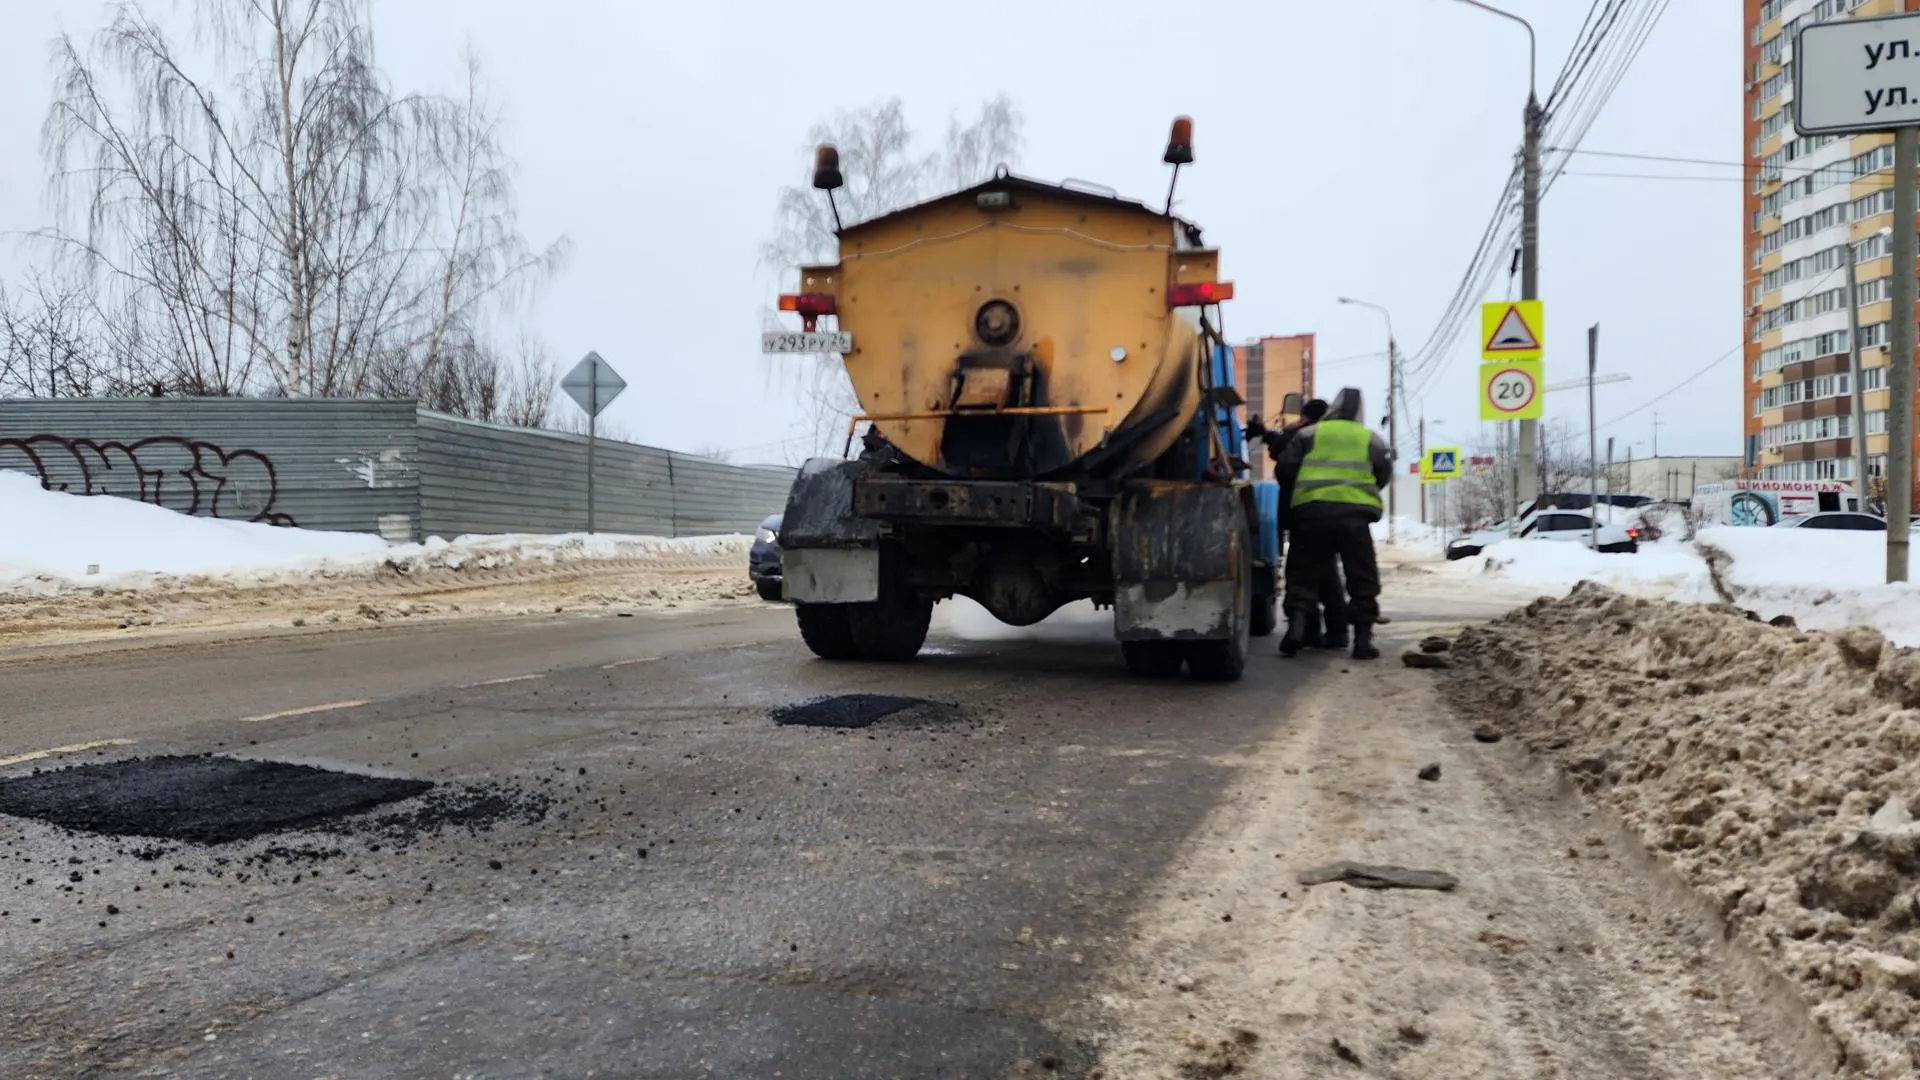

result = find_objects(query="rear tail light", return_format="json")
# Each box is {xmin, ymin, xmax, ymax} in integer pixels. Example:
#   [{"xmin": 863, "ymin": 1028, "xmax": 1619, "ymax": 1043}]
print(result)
[
  {"xmin": 1626, "ymin": 528, "xmax": 1640, "ymax": 538},
  {"xmin": 1166, "ymin": 281, "xmax": 1234, "ymax": 307},
  {"xmin": 778, "ymin": 293, "xmax": 836, "ymax": 316}
]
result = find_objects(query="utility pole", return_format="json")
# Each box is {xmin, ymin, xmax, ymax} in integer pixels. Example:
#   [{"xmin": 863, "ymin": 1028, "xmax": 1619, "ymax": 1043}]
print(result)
[
  {"xmin": 1844, "ymin": 232, "xmax": 1869, "ymax": 507},
  {"xmin": 1890, "ymin": 125, "xmax": 1915, "ymax": 582},
  {"xmin": 1336, "ymin": 296, "xmax": 1399, "ymax": 543},
  {"xmin": 1518, "ymin": 91, "xmax": 1543, "ymax": 509},
  {"xmin": 1588, "ymin": 324, "xmax": 1599, "ymax": 548},
  {"xmin": 1418, "ymin": 414, "xmax": 1428, "ymax": 525},
  {"xmin": 1450, "ymin": 0, "xmax": 1538, "ymax": 514},
  {"xmin": 1651, "ymin": 412, "xmax": 1662, "ymax": 459},
  {"xmin": 1388, "ymin": 333, "xmax": 1401, "ymax": 542}
]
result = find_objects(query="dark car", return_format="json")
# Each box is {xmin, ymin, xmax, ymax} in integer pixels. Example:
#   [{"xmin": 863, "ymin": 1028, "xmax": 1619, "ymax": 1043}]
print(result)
[
  {"xmin": 1772, "ymin": 511, "xmax": 1887, "ymax": 530},
  {"xmin": 750, "ymin": 514, "xmax": 783, "ymax": 602}
]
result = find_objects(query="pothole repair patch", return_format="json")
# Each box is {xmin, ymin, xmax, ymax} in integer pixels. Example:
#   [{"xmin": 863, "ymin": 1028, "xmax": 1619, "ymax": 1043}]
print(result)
[
  {"xmin": 770, "ymin": 693, "xmax": 962, "ymax": 729},
  {"xmin": 0, "ymin": 754, "xmax": 433, "ymax": 844}
]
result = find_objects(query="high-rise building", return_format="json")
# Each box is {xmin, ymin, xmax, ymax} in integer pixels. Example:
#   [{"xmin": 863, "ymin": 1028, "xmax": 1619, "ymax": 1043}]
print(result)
[
  {"xmin": 1745, "ymin": 0, "xmax": 1910, "ymax": 491},
  {"xmin": 1231, "ymin": 334, "xmax": 1316, "ymax": 479}
]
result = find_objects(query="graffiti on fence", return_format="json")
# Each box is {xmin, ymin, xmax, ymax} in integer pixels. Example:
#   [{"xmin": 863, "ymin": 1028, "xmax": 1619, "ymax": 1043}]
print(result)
[{"xmin": 0, "ymin": 434, "xmax": 295, "ymax": 526}]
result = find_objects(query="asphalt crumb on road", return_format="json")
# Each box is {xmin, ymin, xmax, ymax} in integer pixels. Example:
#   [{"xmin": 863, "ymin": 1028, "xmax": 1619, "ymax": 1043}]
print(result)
[
  {"xmin": 770, "ymin": 693, "xmax": 965, "ymax": 730},
  {"xmin": 0, "ymin": 755, "xmax": 432, "ymax": 844}
]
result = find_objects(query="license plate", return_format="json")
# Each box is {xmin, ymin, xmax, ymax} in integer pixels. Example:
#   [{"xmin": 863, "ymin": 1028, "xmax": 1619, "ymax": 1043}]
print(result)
[{"xmin": 762, "ymin": 331, "xmax": 852, "ymax": 354}]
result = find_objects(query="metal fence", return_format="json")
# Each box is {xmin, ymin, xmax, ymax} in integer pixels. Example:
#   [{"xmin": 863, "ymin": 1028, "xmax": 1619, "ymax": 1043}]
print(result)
[{"xmin": 0, "ymin": 398, "xmax": 795, "ymax": 541}]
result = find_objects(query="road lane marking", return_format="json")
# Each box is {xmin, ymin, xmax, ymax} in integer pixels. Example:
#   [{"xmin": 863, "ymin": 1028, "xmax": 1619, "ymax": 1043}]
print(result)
[
  {"xmin": 0, "ymin": 739, "xmax": 135, "ymax": 768},
  {"xmin": 602, "ymin": 657, "xmax": 660, "ymax": 669},
  {"xmin": 238, "ymin": 699, "xmax": 372, "ymax": 723},
  {"xmin": 461, "ymin": 674, "xmax": 546, "ymax": 688}
]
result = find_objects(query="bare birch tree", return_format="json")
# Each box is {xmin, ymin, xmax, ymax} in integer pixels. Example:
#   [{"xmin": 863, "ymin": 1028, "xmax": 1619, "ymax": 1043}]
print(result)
[
  {"xmin": 761, "ymin": 94, "xmax": 1024, "ymax": 456},
  {"xmin": 26, "ymin": 0, "xmax": 564, "ymax": 420}
]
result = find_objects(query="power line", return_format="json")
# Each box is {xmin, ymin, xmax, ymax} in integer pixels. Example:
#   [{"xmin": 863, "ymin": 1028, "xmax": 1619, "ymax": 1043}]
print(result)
[{"xmin": 1549, "ymin": 146, "xmax": 1830, "ymax": 174}]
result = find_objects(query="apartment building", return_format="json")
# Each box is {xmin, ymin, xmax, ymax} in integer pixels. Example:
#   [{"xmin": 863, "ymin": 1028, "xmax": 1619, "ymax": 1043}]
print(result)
[
  {"xmin": 1746, "ymin": 0, "xmax": 1915, "ymax": 487},
  {"xmin": 1231, "ymin": 334, "xmax": 1315, "ymax": 480}
]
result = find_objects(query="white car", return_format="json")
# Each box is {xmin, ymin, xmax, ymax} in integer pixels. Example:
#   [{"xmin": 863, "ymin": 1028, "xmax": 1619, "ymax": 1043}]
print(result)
[{"xmin": 1446, "ymin": 508, "xmax": 1639, "ymax": 559}]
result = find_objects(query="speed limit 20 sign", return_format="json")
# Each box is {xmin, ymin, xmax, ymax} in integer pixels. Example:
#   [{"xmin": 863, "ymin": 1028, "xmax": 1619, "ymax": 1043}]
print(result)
[{"xmin": 1479, "ymin": 359, "xmax": 1543, "ymax": 421}]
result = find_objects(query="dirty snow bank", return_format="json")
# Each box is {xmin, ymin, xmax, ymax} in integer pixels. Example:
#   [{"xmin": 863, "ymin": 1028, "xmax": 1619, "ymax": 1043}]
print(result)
[
  {"xmin": 0, "ymin": 469, "xmax": 749, "ymax": 594},
  {"xmin": 1446, "ymin": 583, "xmax": 1920, "ymax": 1079}
]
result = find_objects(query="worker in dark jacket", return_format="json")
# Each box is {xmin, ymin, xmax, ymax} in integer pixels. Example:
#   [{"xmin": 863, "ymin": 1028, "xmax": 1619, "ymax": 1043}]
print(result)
[
  {"xmin": 1245, "ymin": 401, "xmax": 1348, "ymax": 648},
  {"xmin": 1272, "ymin": 386, "xmax": 1392, "ymax": 660}
]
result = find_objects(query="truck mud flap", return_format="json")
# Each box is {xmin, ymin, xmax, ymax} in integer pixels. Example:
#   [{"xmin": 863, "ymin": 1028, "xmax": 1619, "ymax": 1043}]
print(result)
[
  {"xmin": 1110, "ymin": 482, "xmax": 1248, "ymax": 641},
  {"xmin": 782, "ymin": 548, "xmax": 880, "ymax": 604},
  {"xmin": 780, "ymin": 457, "xmax": 882, "ymax": 603}
]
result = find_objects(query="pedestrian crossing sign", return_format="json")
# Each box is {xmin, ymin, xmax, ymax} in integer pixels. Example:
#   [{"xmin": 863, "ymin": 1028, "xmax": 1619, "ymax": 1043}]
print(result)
[
  {"xmin": 1425, "ymin": 447, "xmax": 1460, "ymax": 481},
  {"xmin": 1481, "ymin": 300, "xmax": 1544, "ymax": 360}
]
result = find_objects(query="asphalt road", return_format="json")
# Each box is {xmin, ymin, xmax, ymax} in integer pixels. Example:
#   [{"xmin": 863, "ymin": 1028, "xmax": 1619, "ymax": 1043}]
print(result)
[{"xmin": 0, "ymin": 601, "xmax": 1344, "ymax": 1078}]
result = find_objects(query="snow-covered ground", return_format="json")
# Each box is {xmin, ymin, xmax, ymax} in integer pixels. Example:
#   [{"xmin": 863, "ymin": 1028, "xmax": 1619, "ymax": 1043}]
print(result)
[
  {"xmin": 1435, "ymin": 516, "xmax": 1920, "ymax": 646},
  {"xmin": 0, "ymin": 469, "xmax": 748, "ymax": 593}
]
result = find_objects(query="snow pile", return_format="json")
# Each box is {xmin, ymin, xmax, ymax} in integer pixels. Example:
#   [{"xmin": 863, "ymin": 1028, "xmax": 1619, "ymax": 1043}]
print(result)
[
  {"xmin": 1696, "ymin": 526, "xmax": 1920, "ymax": 647},
  {"xmin": 1443, "ymin": 536, "xmax": 1712, "ymax": 599},
  {"xmin": 1373, "ymin": 515, "xmax": 1446, "ymax": 554},
  {"xmin": 0, "ymin": 470, "xmax": 388, "ymax": 584},
  {"xmin": 0, "ymin": 469, "xmax": 749, "ymax": 595},
  {"xmin": 1446, "ymin": 584, "xmax": 1920, "ymax": 1079}
]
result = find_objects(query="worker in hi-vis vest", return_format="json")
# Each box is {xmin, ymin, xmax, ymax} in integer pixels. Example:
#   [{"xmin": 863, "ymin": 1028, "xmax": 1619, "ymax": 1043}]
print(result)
[
  {"xmin": 1244, "ymin": 399, "xmax": 1350, "ymax": 649},
  {"xmin": 1272, "ymin": 386, "xmax": 1392, "ymax": 660}
]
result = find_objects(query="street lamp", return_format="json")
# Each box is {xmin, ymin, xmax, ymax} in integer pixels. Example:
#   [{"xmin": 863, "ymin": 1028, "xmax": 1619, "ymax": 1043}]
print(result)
[
  {"xmin": 1337, "ymin": 296, "xmax": 1401, "ymax": 542},
  {"xmin": 1442, "ymin": 0, "xmax": 1544, "ymax": 508}
]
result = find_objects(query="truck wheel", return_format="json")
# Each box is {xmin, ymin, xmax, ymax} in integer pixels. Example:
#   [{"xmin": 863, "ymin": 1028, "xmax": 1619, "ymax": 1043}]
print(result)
[
  {"xmin": 1185, "ymin": 519, "xmax": 1252, "ymax": 682},
  {"xmin": 795, "ymin": 604, "xmax": 862, "ymax": 660},
  {"xmin": 844, "ymin": 581, "xmax": 932, "ymax": 662},
  {"xmin": 1121, "ymin": 640, "xmax": 1184, "ymax": 677}
]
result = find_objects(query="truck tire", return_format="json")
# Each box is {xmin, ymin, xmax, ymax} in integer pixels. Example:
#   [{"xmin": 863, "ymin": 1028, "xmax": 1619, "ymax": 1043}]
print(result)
[
  {"xmin": 1184, "ymin": 518, "xmax": 1252, "ymax": 682},
  {"xmin": 795, "ymin": 603, "xmax": 862, "ymax": 660},
  {"xmin": 844, "ymin": 575, "xmax": 932, "ymax": 662},
  {"xmin": 1121, "ymin": 640, "xmax": 1184, "ymax": 677}
]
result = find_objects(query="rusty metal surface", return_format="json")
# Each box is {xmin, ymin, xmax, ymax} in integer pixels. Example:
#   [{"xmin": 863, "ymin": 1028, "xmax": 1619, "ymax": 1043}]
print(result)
[
  {"xmin": 850, "ymin": 478, "xmax": 1082, "ymax": 532},
  {"xmin": 826, "ymin": 184, "xmax": 1206, "ymax": 476}
]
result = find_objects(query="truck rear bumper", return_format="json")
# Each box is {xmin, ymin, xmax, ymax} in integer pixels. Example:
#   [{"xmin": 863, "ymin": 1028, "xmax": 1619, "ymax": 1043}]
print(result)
[{"xmin": 851, "ymin": 477, "xmax": 1084, "ymax": 533}]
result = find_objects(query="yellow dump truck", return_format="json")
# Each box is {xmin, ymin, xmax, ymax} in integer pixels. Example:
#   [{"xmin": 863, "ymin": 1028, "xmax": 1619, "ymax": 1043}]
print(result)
[{"xmin": 766, "ymin": 118, "xmax": 1281, "ymax": 681}]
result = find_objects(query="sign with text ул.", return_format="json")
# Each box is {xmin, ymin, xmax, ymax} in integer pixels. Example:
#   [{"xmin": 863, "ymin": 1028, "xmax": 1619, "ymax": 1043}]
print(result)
[{"xmin": 1794, "ymin": 12, "xmax": 1920, "ymax": 136}]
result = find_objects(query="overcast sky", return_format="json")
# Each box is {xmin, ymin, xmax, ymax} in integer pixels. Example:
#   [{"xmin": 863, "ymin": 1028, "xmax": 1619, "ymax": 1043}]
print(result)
[{"xmin": 1, "ymin": 1, "xmax": 1737, "ymax": 466}]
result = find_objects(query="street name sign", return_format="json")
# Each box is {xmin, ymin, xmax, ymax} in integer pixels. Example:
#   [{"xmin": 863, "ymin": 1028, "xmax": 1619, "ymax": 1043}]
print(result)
[{"xmin": 1795, "ymin": 13, "xmax": 1920, "ymax": 135}]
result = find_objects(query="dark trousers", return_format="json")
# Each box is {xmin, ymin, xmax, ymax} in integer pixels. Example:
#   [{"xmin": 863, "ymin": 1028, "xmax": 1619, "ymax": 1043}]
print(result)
[{"xmin": 1283, "ymin": 517, "xmax": 1381, "ymax": 627}]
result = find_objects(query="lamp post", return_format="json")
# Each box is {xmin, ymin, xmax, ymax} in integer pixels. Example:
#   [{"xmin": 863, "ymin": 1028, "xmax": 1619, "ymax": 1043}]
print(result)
[
  {"xmin": 1337, "ymin": 296, "xmax": 1400, "ymax": 542},
  {"xmin": 1446, "ymin": 0, "xmax": 1542, "ymax": 508}
]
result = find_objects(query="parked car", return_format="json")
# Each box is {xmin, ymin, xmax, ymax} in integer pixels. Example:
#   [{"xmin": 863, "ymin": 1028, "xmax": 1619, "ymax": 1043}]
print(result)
[
  {"xmin": 1771, "ymin": 511, "xmax": 1887, "ymax": 530},
  {"xmin": 1446, "ymin": 507, "xmax": 1638, "ymax": 559},
  {"xmin": 749, "ymin": 514, "xmax": 783, "ymax": 602}
]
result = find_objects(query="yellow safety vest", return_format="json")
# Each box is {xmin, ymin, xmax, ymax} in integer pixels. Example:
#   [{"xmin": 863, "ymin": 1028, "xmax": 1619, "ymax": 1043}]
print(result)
[{"xmin": 1291, "ymin": 419, "xmax": 1382, "ymax": 511}]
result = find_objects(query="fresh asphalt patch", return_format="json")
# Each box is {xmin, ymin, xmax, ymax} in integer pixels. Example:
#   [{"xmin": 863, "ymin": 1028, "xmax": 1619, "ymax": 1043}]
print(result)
[
  {"xmin": 0, "ymin": 755, "xmax": 433, "ymax": 844},
  {"xmin": 769, "ymin": 693, "xmax": 968, "ymax": 730}
]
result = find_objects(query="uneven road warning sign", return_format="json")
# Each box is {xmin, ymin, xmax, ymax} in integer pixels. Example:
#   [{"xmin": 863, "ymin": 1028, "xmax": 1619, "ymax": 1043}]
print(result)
[
  {"xmin": 1481, "ymin": 300, "xmax": 1544, "ymax": 360},
  {"xmin": 1480, "ymin": 360, "xmax": 1543, "ymax": 421},
  {"xmin": 1426, "ymin": 447, "xmax": 1460, "ymax": 480}
]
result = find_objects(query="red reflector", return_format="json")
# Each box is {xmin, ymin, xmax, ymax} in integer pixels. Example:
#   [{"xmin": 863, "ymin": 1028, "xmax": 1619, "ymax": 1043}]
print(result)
[
  {"xmin": 1166, "ymin": 281, "xmax": 1234, "ymax": 306},
  {"xmin": 778, "ymin": 293, "xmax": 836, "ymax": 316}
]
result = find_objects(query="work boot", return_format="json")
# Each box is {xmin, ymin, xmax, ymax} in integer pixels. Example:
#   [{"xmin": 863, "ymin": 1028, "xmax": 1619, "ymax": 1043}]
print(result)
[
  {"xmin": 1323, "ymin": 623, "xmax": 1349, "ymax": 650},
  {"xmin": 1279, "ymin": 619, "xmax": 1306, "ymax": 658},
  {"xmin": 1302, "ymin": 621, "xmax": 1325, "ymax": 649},
  {"xmin": 1351, "ymin": 624, "xmax": 1380, "ymax": 661}
]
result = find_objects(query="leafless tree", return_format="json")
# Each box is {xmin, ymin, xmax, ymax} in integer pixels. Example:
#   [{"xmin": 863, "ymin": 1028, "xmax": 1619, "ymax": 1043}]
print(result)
[
  {"xmin": 28, "ymin": 0, "xmax": 564, "ymax": 419},
  {"xmin": 761, "ymin": 95, "xmax": 1024, "ymax": 456},
  {"xmin": 689, "ymin": 445, "xmax": 734, "ymax": 464}
]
